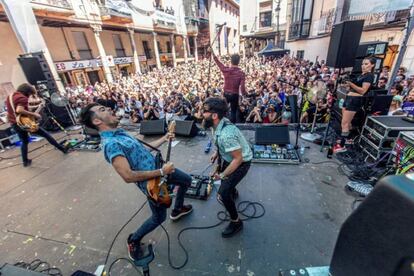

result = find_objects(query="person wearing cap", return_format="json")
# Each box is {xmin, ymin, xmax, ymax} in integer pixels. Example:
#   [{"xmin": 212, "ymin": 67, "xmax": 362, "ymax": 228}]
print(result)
[{"xmin": 388, "ymin": 95, "xmax": 404, "ymax": 116}]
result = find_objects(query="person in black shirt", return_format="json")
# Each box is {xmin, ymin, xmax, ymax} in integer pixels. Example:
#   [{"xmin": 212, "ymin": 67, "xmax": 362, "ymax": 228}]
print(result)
[{"xmin": 334, "ymin": 57, "xmax": 376, "ymax": 153}]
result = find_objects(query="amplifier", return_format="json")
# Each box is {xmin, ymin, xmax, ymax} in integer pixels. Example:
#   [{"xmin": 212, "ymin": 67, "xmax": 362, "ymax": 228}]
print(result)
[{"xmin": 252, "ymin": 144, "xmax": 299, "ymax": 164}]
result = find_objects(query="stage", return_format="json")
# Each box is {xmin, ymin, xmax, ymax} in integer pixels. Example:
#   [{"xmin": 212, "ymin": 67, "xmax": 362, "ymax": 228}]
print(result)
[{"xmin": 0, "ymin": 127, "xmax": 355, "ymax": 275}]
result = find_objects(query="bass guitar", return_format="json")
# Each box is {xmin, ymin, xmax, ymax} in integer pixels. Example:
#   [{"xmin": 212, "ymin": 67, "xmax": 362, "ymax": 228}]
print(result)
[{"xmin": 146, "ymin": 121, "xmax": 176, "ymax": 208}]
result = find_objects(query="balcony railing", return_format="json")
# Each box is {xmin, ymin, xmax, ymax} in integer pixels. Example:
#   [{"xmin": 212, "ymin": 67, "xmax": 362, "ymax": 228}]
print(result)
[
  {"xmin": 344, "ymin": 9, "xmax": 410, "ymax": 28},
  {"xmin": 318, "ymin": 8, "xmax": 336, "ymax": 35},
  {"xmin": 31, "ymin": 0, "xmax": 73, "ymax": 10},
  {"xmin": 153, "ymin": 10, "xmax": 176, "ymax": 29}
]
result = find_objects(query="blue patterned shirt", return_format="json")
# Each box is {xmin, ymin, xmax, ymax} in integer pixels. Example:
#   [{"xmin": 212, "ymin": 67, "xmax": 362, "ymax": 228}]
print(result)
[
  {"xmin": 100, "ymin": 129, "xmax": 155, "ymax": 188},
  {"xmin": 214, "ymin": 118, "xmax": 253, "ymax": 163}
]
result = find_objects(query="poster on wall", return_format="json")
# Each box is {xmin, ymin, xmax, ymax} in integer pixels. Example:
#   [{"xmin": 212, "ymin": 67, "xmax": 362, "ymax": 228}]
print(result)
[{"xmin": 348, "ymin": 0, "xmax": 411, "ymax": 15}]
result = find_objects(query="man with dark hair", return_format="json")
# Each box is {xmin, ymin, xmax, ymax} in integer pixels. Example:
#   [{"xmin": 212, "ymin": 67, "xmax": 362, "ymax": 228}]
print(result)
[
  {"xmin": 209, "ymin": 46, "xmax": 246, "ymax": 123},
  {"xmin": 202, "ymin": 97, "xmax": 252, "ymax": 237},
  {"xmin": 79, "ymin": 103, "xmax": 193, "ymax": 261},
  {"xmin": 5, "ymin": 83, "xmax": 67, "ymax": 167}
]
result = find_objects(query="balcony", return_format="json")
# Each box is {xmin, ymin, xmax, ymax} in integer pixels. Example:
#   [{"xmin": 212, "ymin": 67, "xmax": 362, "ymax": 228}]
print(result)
[
  {"xmin": 31, "ymin": 0, "xmax": 73, "ymax": 10},
  {"xmin": 186, "ymin": 19, "xmax": 198, "ymax": 34},
  {"xmin": 99, "ymin": 0, "xmax": 133, "ymax": 24},
  {"xmin": 153, "ymin": 10, "xmax": 176, "ymax": 30},
  {"xmin": 317, "ymin": 8, "xmax": 336, "ymax": 35},
  {"xmin": 344, "ymin": 9, "xmax": 410, "ymax": 29}
]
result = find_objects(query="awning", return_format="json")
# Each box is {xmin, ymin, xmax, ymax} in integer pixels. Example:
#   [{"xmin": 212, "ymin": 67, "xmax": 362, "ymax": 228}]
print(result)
[{"xmin": 258, "ymin": 41, "xmax": 290, "ymax": 56}]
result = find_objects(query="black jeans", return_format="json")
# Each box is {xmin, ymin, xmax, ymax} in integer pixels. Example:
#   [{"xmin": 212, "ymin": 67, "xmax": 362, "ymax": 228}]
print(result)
[
  {"xmin": 224, "ymin": 93, "xmax": 239, "ymax": 123},
  {"xmin": 218, "ymin": 160, "xmax": 251, "ymax": 220},
  {"xmin": 12, "ymin": 124, "xmax": 65, "ymax": 164}
]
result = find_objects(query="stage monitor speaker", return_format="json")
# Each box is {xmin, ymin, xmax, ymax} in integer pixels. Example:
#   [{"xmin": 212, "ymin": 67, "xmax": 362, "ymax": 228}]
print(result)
[
  {"xmin": 255, "ymin": 125, "xmax": 290, "ymax": 145},
  {"xmin": 140, "ymin": 119, "xmax": 166, "ymax": 135},
  {"xmin": 287, "ymin": 95, "xmax": 299, "ymax": 124},
  {"xmin": 326, "ymin": 20, "xmax": 364, "ymax": 68},
  {"xmin": 174, "ymin": 120, "xmax": 198, "ymax": 137},
  {"xmin": 330, "ymin": 175, "xmax": 414, "ymax": 276},
  {"xmin": 17, "ymin": 57, "xmax": 47, "ymax": 85}
]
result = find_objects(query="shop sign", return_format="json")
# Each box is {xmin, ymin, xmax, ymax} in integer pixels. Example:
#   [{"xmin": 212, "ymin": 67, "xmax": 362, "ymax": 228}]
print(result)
[
  {"xmin": 138, "ymin": 55, "xmax": 147, "ymax": 62},
  {"xmin": 114, "ymin": 56, "xmax": 133, "ymax": 65},
  {"xmin": 55, "ymin": 56, "xmax": 115, "ymax": 72}
]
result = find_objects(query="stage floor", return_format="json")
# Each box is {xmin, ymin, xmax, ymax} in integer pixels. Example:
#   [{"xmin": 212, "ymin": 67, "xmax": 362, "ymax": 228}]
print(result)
[{"xmin": 0, "ymin": 128, "xmax": 355, "ymax": 275}]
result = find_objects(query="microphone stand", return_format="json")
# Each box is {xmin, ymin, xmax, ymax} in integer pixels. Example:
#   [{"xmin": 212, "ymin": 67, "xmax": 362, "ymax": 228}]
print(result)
[{"xmin": 207, "ymin": 24, "xmax": 226, "ymax": 94}]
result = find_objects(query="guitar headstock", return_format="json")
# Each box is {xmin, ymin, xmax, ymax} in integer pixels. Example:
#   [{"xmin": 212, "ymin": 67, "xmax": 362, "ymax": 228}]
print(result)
[{"xmin": 168, "ymin": 120, "xmax": 176, "ymax": 134}]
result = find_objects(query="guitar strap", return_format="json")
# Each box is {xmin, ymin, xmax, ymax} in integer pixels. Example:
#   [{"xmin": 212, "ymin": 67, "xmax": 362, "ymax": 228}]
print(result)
[
  {"xmin": 214, "ymin": 120, "xmax": 232, "ymax": 172},
  {"xmin": 134, "ymin": 136, "xmax": 164, "ymax": 169}
]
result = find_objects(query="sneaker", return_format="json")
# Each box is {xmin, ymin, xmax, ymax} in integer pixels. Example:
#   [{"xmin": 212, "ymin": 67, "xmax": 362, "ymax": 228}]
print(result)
[
  {"xmin": 126, "ymin": 234, "xmax": 145, "ymax": 261},
  {"xmin": 170, "ymin": 204, "xmax": 193, "ymax": 221},
  {"xmin": 333, "ymin": 144, "xmax": 347, "ymax": 154},
  {"xmin": 23, "ymin": 159, "xmax": 32, "ymax": 167},
  {"xmin": 222, "ymin": 220, "xmax": 243, "ymax": 238}
]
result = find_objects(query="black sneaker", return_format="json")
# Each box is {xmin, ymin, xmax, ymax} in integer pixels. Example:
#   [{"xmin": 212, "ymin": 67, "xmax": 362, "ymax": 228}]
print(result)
[
  {"xmin": 222, "ymin": 220, "xmax": 243, "ymax": 238},
  {"xmin": 23, "ymin": 159, "xmax": 32, "ymax": 167},
  {"xmin": 170, "ymin": 204, "xmax": 193, "ymax": 221},
  {"xmin": 126, "ymin": 234, "xmax": 145, "ymax": 261}
]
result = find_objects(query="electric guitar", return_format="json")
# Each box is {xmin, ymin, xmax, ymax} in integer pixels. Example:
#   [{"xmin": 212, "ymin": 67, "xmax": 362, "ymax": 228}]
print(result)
[
  {"xmin": 146, "ymin": 121, "xmax": 176, "ymax": 208},
  {"xmin": 9, "ymin": 94, "xmax": 44, "ymax": 133}
]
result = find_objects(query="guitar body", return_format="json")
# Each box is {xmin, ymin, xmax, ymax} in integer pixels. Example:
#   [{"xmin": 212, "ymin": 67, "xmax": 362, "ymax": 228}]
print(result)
[
  {"xmin": 17, "ymin": 114, "xmax": 39, "ymax": 132},
  {"xmin": 147, "ymin": 177, "xmax": 172, "ymax": 208},
  {"xmin": 146, "ymin": 121, "xmax": 176, "ymax": 208}
]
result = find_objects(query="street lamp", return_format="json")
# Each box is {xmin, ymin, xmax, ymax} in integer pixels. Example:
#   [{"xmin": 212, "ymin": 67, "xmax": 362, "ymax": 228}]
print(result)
[{"xmin": 274, "ymin": 0, "xmax": 281, "ymax": 48}]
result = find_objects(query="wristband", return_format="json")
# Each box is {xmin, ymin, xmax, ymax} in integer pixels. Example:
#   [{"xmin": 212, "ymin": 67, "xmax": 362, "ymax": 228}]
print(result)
[
  {"xmin": 160, "ymin": 168, "xmax": 164, "ymax": 176},
  {"xmin": 219, "ymin": 172, "xmax": 227, "ymax": 180}
]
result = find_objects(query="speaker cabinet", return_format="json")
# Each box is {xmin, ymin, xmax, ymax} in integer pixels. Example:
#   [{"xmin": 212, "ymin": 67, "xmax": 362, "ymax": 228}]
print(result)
[
  {"xmin": 255, "ymin": 125, "xmax": 290, "ymax": 145},
  {"xmin": 140, "ymin": 119, "xmax": 166, "ymax": 135},
  {"xmin": 174, "ymin": 120, "xmax": 198, "ymax": 137},
  {"xmin": 330, "ymin": 175, "xmax": 414, "ymax": 276},
  {"xmin": 326, "ymin": 20, "xmax": 364, "ymax": 68},
  {"xmin": 18, "ymin": 52, "xmax": 57, "ymax": 93}
]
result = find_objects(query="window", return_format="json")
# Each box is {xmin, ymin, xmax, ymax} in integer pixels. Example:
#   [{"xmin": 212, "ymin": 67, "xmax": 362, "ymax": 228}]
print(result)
[
  {"xmin": 142, "ymin": 41, "xmax": 152, "ymax": 59},
  {"xmin": 215, "ymin": 0, "xmax": 218, "ymax": 8},
  {"xmin": 289, "ymin": 0, "xmax": 314, "ymax": 39},
  {"xmin": 296, "ymin": 50, "xmax": 304, "ymax": 59},
  {"xmin": 243, "ymin": 24, "xmax": 247, "ymax": 32},
  {"xmin": 166, "ymin": 41, "xmax": 172, "ymax": 53},
  {"xmin": 112, "ymin": 34, "xmax": 126, "ymax": 57},
  {"xmin": 157, "ymin": 41, "xmax": 162, "ymax": 54},
  {"xmin": 259, "ymin": 11, "xmax": 272, "ymax": 28},
  {"xmin": 72, "ymin": 31, "xmax": 92, "ymax": 59},
  {"xmin": 225, "ymin": 3, "xmax": 227, "ymax": 12}
]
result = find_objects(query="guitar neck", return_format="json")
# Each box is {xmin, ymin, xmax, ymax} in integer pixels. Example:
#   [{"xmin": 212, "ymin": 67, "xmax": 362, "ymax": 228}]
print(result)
[{"xmin": 166, "ymin": 138, "xmax": 172, "ymax": 162}]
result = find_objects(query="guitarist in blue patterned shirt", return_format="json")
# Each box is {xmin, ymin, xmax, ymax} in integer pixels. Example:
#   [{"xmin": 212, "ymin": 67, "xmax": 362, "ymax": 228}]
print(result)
[{"xmin": 79, "ymin": 103, "xmax": 193, "ymax": 262}]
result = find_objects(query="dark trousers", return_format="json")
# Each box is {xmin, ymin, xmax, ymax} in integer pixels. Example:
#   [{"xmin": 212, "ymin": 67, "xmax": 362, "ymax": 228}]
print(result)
[
  {"xmin": 132, "ymin": 168, "xmax": 191, "ymax": 243},
  {"xmin": 12, "ymin": 124, "xmax": 65, "ymax": 164},
  {"xmin": 224, "ymin": 93, "xmax": 239, "ymax": 123},
  {"xmin": 218, "ymin": 160, "xmax": 251, "ymax": 220}
]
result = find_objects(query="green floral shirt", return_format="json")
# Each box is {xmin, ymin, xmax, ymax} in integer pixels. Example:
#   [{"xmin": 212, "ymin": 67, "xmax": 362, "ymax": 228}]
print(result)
[{"xmin": 213, "ymin": 118, "xmax": 253, "ymax": 163}]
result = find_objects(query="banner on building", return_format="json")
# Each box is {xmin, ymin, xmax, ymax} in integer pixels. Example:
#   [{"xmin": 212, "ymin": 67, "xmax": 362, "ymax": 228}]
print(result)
[
  {"xmin": 55, "ymin": 57, "xmax": 133, "ymax": 72},
  {"xmin": 348, "ymin": 0, "xmax": 411, "ymax": 15}
]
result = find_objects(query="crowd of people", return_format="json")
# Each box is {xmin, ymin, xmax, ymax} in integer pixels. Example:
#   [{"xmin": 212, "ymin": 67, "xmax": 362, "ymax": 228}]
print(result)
[{"xmin": 60, "ymin": 54, "xmax": 414, "ymax": 129}]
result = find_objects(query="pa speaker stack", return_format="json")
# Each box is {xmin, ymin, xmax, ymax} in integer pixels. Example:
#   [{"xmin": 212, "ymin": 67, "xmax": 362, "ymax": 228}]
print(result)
[
  {"xmin": 17, "ymin": 52, "xmax": 58, "ymax": 93},
  {"xmin": 326, "ymin": 20, "xmax": 364, "ymax": 68}
]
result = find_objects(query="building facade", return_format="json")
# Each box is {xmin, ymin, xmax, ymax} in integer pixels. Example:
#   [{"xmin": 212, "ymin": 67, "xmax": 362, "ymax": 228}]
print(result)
[
  {"xmin": 240, "ymin": 0, "xmax": 288, "ymax": 57},
  {"xmin": 0, "ymin": 0, "xmax": 204, "ymax": 97},
  {"xmin": 284, "ymin": 0, "xmax": 414, "ymax": 74}
]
